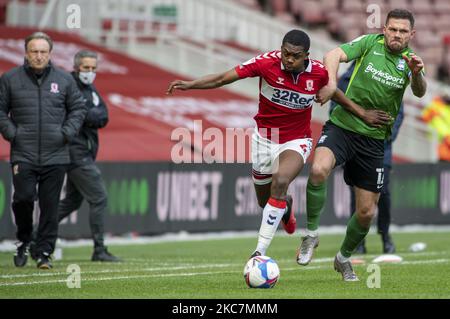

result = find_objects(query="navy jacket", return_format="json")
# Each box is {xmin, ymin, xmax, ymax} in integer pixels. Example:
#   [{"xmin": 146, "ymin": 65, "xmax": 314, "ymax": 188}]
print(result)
[
  {"xmin": 0, "ymin": 61, "xmax": 87, "ymax": 165},
  {"xmin": 68, "ymin": 72, "xmax": 108, "ymax": 169}
]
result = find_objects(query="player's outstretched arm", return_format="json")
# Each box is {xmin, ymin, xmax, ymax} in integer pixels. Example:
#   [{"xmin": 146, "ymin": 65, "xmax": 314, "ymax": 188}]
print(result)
[
  {"xmin": 332, "ymin": 89, "xmax": 392, "ymax": 128},
  {"xmin": 316, "ymin": 47, "xmax": 348, "ymax": 105},
  {"xmin": 166, "ymin": 69, "xmax": 240, "ymax": 95},
  {"xmin": 403, "ymin": 53, "xmax": 427, "ymax": 98}
]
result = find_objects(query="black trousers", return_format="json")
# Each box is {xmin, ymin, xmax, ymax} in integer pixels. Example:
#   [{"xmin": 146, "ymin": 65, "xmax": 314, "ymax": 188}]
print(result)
[
  {"xmin": 12, "ymin": 163, "xmax": 67, "ymax": 256},
  {"xmin": 58, "ymin": 163, "xmax": 108, "ymax": 248},
  {"xmin": 350, "ymin": 165, "xmax": 392, "ymax": 235}
]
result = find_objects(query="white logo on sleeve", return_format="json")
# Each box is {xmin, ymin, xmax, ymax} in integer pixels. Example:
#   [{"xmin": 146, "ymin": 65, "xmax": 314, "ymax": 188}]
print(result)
[
  {"xmin": 242, "ymin": 57, "xmax": 256, "ymax": 66},
  {"xmin": 349, "ymin": 35, "xmax": 366, "ymax": 45}
]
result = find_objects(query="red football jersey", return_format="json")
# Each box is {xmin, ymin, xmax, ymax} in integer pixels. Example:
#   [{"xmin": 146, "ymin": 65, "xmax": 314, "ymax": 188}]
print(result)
[{"xmin": 235, "ymin": 50, "xmax": 329, "ymax": 143}]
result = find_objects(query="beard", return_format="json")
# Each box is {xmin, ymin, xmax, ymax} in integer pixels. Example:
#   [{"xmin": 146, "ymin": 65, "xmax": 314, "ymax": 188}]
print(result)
[{"xmin": 387, "ymin": 40, "xmax": 407, "ymax": 53}]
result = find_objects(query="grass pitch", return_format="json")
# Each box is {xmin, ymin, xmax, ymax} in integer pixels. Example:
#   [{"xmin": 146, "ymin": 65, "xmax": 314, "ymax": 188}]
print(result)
[{"xmin": 1, "ymin": 231, "xmax": 450, "ymax": 299}]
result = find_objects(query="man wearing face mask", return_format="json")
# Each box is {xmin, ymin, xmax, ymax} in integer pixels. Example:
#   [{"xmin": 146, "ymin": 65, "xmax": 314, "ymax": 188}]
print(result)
[
  {"xmin": 57, "ymin": 50, "xmax": 120, "ymax": 262},
  {"xmin": 0, "ymin": 32, "xmax": 87, "ymax": 269}
]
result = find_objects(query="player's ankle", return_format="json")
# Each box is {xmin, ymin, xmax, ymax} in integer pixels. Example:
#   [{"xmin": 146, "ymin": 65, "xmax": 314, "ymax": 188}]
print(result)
[
  {"xmin": 305, "ymin": 229, "xmax": 318, "ymax": 237},
  {"xmin": 337, "ymin": 251, "xmax": 350, "ymax": 263}
]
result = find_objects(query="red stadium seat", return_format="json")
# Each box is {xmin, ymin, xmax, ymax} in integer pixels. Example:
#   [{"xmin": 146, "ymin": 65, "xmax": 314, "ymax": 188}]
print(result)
[
  {"xmin": 270, "ymin": 0, "xmax": 288, "ymax": 14},
  {"xmin": 319, "ymin": 0, "xmax": 339, "ymax": 11},
  {"xmin": 291, "ymin": 0, "xmax": 326, "ymax": 25},
  {"xmin": 434, "ymin": 0, "xmax": 450, "ymax": 14},
  {"xmin": 387, "ymin": 0, "xmax": 410, "ymax": 10},
  {"xmin": 411, "ymin": 0, "xmax": 434, "ymax": 14},
  {"xmin": 413, "ymin": 14, "xmax": 435, "ymax": 31},
  {"xmin": 341, "ymin": 0, "xmax": 365, "ymax": 13}
]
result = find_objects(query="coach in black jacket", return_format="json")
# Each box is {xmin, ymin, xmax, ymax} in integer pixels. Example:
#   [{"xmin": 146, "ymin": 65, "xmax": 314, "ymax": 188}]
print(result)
[
  {"xmin": 0, "ymin": 32, "xmax": 87, "ymax": 269},
  {"xmin": 57, "ymin": 50, "xmax": 120, "ymax": 262}
]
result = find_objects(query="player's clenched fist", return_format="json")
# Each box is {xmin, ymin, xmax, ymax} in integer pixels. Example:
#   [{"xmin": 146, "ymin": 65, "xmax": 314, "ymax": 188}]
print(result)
[
  {"xmin": 315, "ymin": 83, "xmax": 337, "ymax": 105},
  {"xmin": 402, "ymin": 53, "xmax": 424, "ymax": 76}
]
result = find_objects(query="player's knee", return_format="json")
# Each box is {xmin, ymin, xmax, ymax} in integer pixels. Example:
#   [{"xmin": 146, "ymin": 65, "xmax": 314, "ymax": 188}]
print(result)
[
  {"xmin": 310, "ymin": 162, "xmax": 331, "ymax": 184},
  {"xmin": 271, "ymin": 176, "xmax": 290, "ymax": 196},
  {"xmin": 357, "ymin": 204, "xmax": 376, "ymax": 224}
]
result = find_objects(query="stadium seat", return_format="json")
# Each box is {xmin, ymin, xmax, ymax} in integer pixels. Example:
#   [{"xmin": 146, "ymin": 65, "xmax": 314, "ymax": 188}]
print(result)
[
  {"xmin": 413, "ymin": 14, "xmax": 435, "ymax": 31},
  {"xmin": 270, "ymin": 0, "xmax": 288, "ymax": 14},
  {"xmin": 291, "ymin": 0, "xmax": 326, "ymax": 26},
  {"xmin": 411, "ymin": 0, "xmax": 434, "ymax": 15},
  {"xmin": 341, "ymin": 0, "xmax": 365, "ymax": 13},
  {"xmin": 319, "ymin": 0, "xmax": 339, "ymax": 11},
  {"xmin": 387, "ymin": 0, "xmax": 410, "ymax": 10},
  {"xmin": 432, "ymin": 15, "xmax": 450, "ymax": 32},
  {"xmin": 434, "ymin": 0, "xmax": 450, "ymax": 14}
]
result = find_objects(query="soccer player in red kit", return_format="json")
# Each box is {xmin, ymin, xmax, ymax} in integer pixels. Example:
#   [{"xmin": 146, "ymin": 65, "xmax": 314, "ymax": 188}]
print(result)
[{"xmin": 167, "ymin": 30, "xmax": 366, "ymax": 258}]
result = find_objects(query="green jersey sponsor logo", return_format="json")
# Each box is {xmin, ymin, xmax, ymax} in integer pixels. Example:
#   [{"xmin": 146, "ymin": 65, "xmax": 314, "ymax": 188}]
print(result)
[{"xmin": 364, "ymin": 62, "xmax": 406, "ymax": 88}]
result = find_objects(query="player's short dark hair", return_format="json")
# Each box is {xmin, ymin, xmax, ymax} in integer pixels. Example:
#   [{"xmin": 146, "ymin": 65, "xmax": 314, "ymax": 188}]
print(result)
[
  {"xmin": 282, "ymin": 29, "xmax": 310, "ymax": 52},
  {"xmin": 24, "ymin": 31, "xmax": 53, "ymax": 52},
  {"xmin": 386, "ymin": 9, "xmax": 415, "ymax": 28}
]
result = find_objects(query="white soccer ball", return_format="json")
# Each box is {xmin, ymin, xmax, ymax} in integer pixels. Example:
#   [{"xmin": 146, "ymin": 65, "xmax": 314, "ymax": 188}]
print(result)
[{"xmin": 243, "ymin": 255, "xmax": 280, "ymax": 288}]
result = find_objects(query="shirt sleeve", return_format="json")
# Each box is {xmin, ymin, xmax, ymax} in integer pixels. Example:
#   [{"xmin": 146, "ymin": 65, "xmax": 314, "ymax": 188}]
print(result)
[
  {"xmin": 234, "ymin": 54, "xmax": 263, "ymax": 79},
  {"xmin": 321, "ymin": 68, "xmax": 329, "ymax": 88},
  {"xmin": 340, "ymin": 34, "xmax": 378, "ymax": 61}
]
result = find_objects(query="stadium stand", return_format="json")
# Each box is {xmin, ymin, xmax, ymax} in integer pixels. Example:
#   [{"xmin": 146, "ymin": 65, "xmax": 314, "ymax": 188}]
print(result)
[
  {"xmin": 235, "ymin": 0, "xmax": 450, "ymax": 82},
  {"xmin": 0, "ymin": 26, "xmax": 263, "ymax": 162},
  {"xmin": 3, "ymin": 0, "xmax": 448, "ymax": 162}
]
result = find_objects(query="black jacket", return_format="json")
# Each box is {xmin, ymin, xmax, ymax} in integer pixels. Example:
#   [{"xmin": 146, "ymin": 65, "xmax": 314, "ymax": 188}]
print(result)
[
  {"xmin": 0, "ymin": 60, "xmax": 87, "ymax": 165},
  {"xmin": 68, "ymin": 72, "xmax": 108, "ymax": 168}
]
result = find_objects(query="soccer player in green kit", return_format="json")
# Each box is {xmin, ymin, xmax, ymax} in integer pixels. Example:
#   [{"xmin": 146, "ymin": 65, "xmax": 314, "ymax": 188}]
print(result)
[{"xmin": 297, "ymin": 9, "xmax": 427, "ymax": 281}]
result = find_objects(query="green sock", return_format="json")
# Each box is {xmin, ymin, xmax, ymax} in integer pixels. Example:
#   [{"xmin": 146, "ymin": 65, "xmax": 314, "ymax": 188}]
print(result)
[
  {"xmin": 306, "ymin": 179, "xmax": 327, "ymax": 231},
  {"xmin": 340, "ymin": 214, "xmax": 370, "ymax": 258}
]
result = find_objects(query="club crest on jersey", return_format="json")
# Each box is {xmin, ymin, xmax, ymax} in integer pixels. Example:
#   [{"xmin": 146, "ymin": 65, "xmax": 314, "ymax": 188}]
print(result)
[
  {"xmin": 276, "ymin": 77, "xmax": 285, "ymax": 85},
  {"xmin": 397, "ymin": 58, "xmax": 406, "ymax": 71},
  {"xmin": 50, "ymin": 83, "xmax": 59, "ymax": 94},
  {"xmin": 305, "ymin": 80, "xmax": 314, "ymax": 91}
]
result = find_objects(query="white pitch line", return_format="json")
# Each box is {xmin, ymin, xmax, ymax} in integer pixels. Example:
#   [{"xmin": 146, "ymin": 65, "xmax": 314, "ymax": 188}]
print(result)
[
  {"xmin": 0, "ymin": 263, "xmax": 236, "ymax": 279},
  {"xmin": 1, "ymin": 258, "xmax": 449, "ymax": 287},
  {"xmin": 281, "ymin": 258, "xmax": 450, "ymax": 272},
  {"xmin": 56, "ymin": 250, "xmax": 448, "ymax": 265},
  {"xmin": 275, "ymin": 250, "xmax": 450, "ymax": 264},
  {"xmin": 0, "ymin": 270, "xmax": 236, "ymax": 287},
  {"xmin": 1, "ymin": 251, "xmax": 449, "ymax": 280}
]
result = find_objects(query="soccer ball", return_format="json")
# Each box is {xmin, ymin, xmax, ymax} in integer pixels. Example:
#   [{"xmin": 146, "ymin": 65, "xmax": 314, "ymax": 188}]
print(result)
[{"xmin": 243, "ymin": 255, "xmax": 280, "ymax": 288}]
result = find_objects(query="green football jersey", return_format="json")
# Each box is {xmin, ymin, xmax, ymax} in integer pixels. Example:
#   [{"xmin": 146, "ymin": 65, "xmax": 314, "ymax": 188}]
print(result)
[{"xmin": 330, "ymin": 33, "xmax": 414, "ymax": 139}]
